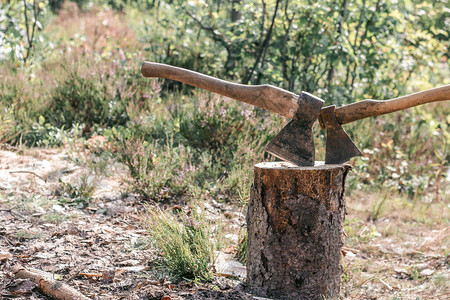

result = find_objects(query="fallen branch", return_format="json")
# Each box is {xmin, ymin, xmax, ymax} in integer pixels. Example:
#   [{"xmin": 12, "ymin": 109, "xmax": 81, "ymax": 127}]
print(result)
[
  {"xmin": 13, "ymin": 264, "xmax": 90, "ymax": 300},
  {"xmin": 9, "ymin": 170, "xmax": 47, "ymax": 182},
  {"xmin": 0, "ymin": 207, "xmax": 28, "ymax": 221}
]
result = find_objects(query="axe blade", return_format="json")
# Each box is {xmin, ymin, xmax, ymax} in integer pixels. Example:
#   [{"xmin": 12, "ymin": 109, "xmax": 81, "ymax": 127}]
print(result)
[
  {"xmin": 325, "ymin": 126, "xmax": 363, "ymax": 164},
  {"xmin": 265, "ymin": 119, "xmax": 316, "ymax": 166},
  {"xmin": 265, "ymin": 92, "xmax": 324, "ymax": 166}
]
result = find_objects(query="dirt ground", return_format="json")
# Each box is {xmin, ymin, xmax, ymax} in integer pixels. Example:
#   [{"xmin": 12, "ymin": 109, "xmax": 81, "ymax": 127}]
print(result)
[{"xmin": 0, "ymin": 147, "xmax": 448, "ymax": 299}]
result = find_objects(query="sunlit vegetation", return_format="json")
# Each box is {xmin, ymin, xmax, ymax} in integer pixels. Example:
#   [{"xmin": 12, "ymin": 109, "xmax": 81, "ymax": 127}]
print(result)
[{"xmin": 0, "ymin": 0, "xmax": 448, "ymax": 291}]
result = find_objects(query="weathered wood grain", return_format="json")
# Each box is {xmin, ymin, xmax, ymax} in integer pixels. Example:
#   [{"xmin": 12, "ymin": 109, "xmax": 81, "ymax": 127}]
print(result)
[
  {"xmin": 335, "ymin": 85, "xmax": 450, "ymax": 125},
  {"xmin": 246, "ymin": 161, "xmax": 351, "ymax": 299}
]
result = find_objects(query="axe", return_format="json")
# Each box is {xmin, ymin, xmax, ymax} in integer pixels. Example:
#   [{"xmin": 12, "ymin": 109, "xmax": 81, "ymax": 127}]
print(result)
[{"xmin": 141, "ymin": 62, "xmax": 450, "ymax": 166}]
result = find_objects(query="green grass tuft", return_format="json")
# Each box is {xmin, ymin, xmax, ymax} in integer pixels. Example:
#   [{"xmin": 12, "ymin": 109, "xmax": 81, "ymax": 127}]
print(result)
[{"xmin": 142, "ymin": 205, "xmax": 215, "ymax": 282}]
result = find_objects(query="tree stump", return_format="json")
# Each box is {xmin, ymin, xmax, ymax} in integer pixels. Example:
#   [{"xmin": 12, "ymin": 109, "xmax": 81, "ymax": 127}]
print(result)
[{"xmin": 246, "ymin": 161, "xmax": 351, "ymax": 299}]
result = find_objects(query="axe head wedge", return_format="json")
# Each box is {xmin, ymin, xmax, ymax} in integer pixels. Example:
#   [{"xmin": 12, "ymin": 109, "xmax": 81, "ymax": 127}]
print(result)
[
  {"xmin": 321, "ymin": 105, "xmax": 363, "ymax": 164},
  {"xmin": 265, "ymin": 92, "xmax": 324, "ymax": 166}
]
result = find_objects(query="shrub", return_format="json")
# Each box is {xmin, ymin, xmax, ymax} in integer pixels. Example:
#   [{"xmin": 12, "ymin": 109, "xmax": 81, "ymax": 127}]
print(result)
[
  {"xmin": 22, "ymin": 116, "xmax": 85, "ymax": 147},
  {"xmin": 142, "ymin": 206, "xmax": 215, "ymax": 282},
  {"xmin": 178, "ymin": 94, "xmax": 268, "ymax": 165},
  {"xmin": 346, "ymin": 104, "xmax": 448, "ymax": 199},
  {"xmin": 119, "ymin": 137, "xmax": 197, "ymax": 201},
  {"xmin": 46, "ymin": 70, "xmax": 129, "ymax": 136}
]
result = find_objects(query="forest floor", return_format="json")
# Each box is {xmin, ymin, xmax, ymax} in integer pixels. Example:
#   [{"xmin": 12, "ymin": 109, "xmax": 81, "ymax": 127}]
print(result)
[{"xmin": 0, "ymin": 147, "xmax": 448, "ymax": 299}]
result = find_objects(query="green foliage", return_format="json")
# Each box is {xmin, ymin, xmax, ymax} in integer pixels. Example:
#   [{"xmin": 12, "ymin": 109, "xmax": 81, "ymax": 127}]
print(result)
[
  {"xmin": 57, "ymin": 175, "xmax": 96, "ymax": 209},
  {"xmin": 0, "ymin": 0, "xmax": 50, "ymax": 63},
  {"xmin": 0, "ymin": 107, "xmax": 16, "ymax": 144},
  {"xmin": 47, "ymin": 0, "xmax": 88, "ymax": 12},
  {"xmin": 0, "ymin": 1, "xmax": 448, "ymax": 202},
  {"xmin": 47, "ymin": 70, "xmax": 130, "ymax": 135},
  {"xmin": 23, "ymin": 116, "xmax": 84, "ymax": 147},
  {"xmin": 132, "ymin": 0, "xmax": 448, "ymax": 104},
  {"xmin": 347, "ymin": 104, "xmax": 448, "ymax": 199},
  {"xmin": 116, "ymin": 91, "xmax": 279, "ymax": 202},
  {"xmin": 142, "ymin": 206, "xmax": 215, "ymax": 282},
  {"xmin": 176, "ymin": 93, "xmax": 278, "ymax": 163},
  {"xmin": 119, "ymin": 137, "xmax": 199, "ymax": 201},
  {"xmin": 179, "ymin": 95, "xmax": 248, "ymax": 162},
  {"xmin": 236, "ymin": 230, "xmax": 247, "ymax": 264}
]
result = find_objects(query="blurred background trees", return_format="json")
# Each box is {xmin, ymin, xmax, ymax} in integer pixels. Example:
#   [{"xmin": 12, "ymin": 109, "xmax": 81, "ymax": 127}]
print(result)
[
  {"xmin": 2, "ymin": 0, "xmax": 448, "ymax": 100},
  {"xmin": 131, "ymin": 0, "xmax": 448, "ymax": 103}
]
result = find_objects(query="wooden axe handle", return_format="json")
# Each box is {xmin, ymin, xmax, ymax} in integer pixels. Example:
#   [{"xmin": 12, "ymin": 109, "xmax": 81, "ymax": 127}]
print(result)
[
  {"xmin": 141, "ymin": 62, "xmax": 299, "ymax": 119},
  {"xmin": 335, "ymin": 85, "xmax": 450, "ymax": 125}
]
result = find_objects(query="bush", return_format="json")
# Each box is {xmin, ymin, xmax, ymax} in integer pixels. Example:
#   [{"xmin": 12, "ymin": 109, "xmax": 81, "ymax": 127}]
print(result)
[
  {"xmin": 119, "ymin": 138, "xmax": 197, "ymax": 201},
  {"xmin": 346, "ymin": 104, "xmax": 448, "ymax": 199},
  {"xmin": 142, "ymin": 206, "xmax": 215, "ymax": 282},
  {"xmin": 46, "ymin": 70, "xmax": 129, "ymax": 135},
  {"xmin": 56, "ymin": 174, "xmax": 97, "ymax": 209}
]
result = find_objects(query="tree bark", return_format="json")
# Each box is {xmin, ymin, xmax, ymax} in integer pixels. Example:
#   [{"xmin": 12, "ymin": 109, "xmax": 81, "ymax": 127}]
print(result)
[{"xmin": 246, "ymin": 161, "xmax": 351, "ymax": 299}]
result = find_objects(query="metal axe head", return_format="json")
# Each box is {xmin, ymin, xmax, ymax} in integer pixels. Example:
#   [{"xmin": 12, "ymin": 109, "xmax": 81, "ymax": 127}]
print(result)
[
  {"xmin": 265, "ymin": 92, "xmax": 324, "ymax": 166},
  {"xmin": 319, "ymin": 105, "xmax": 363, "ymax": 164}
]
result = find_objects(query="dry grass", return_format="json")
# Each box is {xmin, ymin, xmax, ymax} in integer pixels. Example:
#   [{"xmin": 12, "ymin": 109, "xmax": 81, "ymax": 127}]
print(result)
[{"xmin": 342, "ymin": 190, "xmax": 449, "ymax": 299}]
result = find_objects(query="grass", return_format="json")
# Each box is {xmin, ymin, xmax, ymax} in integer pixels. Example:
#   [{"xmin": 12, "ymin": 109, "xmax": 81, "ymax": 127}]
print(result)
[
  {"xmin": 142, "ymin": 205, "xmax": 216, "ymax": 282},
  {"xmin": 14, "ymin": 229, "xmax": 44, "ymax": 241},
  {"xmin": 40, "ymin": 212, "xmax": 68, "ymax": 224},
  {"xmin": 236, "ymin": 230, "xmax": 248, "ymax": 264},
  {"xmin": 341, "ymin": 190, "xmax": 449, "ymax": 298}
]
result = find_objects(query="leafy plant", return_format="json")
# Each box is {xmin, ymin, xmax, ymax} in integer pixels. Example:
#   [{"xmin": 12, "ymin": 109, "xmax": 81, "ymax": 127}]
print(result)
[
  {"xmin": 57, "ymin": 174, "xmax": 97, "ymax": 208},
  {"xmin": 142, "ymin": 206, "xmax": 215, "ymax": 282},
  {"xmin": 23, "ymin": 115, "xmax": 85, "ymax": 147},
  {"xmin": 134, "ymin": 0, "xmax": 448, "ymax": 104},
  {"xmin": 0, "ymin": 0, "xmax": 49, "ymax": 63}
]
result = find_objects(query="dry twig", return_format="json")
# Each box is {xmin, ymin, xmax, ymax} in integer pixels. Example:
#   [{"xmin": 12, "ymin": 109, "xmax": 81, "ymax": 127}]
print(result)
[{"xmin": 9, "ymin": 170, "xmax": 47, "ymax": 182}]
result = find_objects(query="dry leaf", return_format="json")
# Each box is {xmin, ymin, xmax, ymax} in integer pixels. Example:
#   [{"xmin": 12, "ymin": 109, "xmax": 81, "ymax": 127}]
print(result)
[
  {"xmin": 0, "ymin": 251, "xmax": 12, "ymax": 261},
  {"xmin": 164, "ymin": 283, "xmax": 174, "ymax": 289},
  {"xmin": 12, "ymin": 279, "xmax": 36, "ymax": 295},
  {"xmin": 79, "ymin": 273, "xmax": 103, "ymax": 278},
  {"xmin": 117, "ymin": 266, "xmax": 149, "ymax": 273},
  {"xmin": 221, "ymin": 246, "xmax": 235, "ymax": 254}
]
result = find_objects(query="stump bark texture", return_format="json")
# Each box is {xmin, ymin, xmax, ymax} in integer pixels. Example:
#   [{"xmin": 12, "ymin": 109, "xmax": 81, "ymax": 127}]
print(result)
[{"xmin": 246, "ymin": 161, "xmax": 351, "ymax": 299}]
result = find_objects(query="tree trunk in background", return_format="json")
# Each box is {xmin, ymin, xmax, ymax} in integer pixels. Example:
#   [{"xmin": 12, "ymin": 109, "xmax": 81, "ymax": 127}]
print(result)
[
  {"xmin": 246, "ymin": 162, "xmax": 351, "ymax": 299},
  {"xmin": 231, "ymin": 0, "xmax": 240, "ymax": 22}
]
